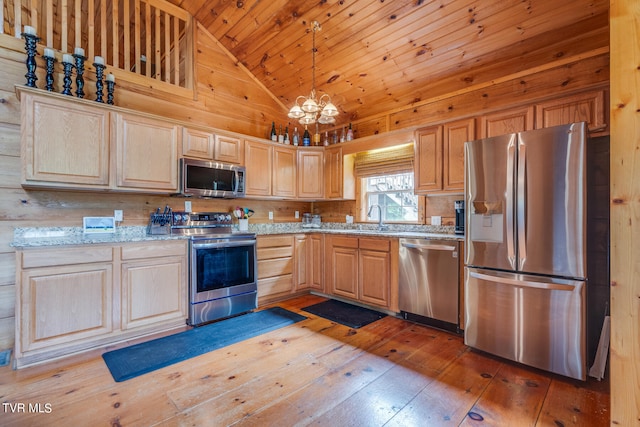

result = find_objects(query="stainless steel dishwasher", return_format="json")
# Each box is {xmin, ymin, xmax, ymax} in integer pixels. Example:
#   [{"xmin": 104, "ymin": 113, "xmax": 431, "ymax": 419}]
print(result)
[{"xmin": 398, "ymin": 238, "xmax": 460, "ymax": 333}]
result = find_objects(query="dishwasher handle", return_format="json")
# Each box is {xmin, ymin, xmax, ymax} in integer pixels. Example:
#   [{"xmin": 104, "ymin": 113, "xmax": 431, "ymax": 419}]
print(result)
[{"xmin": 401, "ymin": 242, "xmax": 457, "ymax": 251}]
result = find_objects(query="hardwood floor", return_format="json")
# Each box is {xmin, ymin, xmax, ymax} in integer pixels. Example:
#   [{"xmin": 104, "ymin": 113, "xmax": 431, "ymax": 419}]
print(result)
[{"xmin": 0, "ymin": 295, "xmax": 609, "ymax": 426}]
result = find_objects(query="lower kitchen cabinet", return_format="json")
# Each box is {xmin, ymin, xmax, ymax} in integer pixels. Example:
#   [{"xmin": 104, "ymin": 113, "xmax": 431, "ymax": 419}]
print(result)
[
  {"xmin": 14, "ymin": 240, "xmax": 188, "ymax": 368},
  {"xmin": 325, "ymin": 235, "xmax": 398, "ymax": 311},
  {"xmin": 257, "ymin": 235, "xmax": 295, "ymax": 304}
]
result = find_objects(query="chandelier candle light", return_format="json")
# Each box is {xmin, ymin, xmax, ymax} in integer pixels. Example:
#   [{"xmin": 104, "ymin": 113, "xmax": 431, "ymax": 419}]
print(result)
[{"xmin": 287, "ymin": 21, "xmax": 339, "ymax": 126}]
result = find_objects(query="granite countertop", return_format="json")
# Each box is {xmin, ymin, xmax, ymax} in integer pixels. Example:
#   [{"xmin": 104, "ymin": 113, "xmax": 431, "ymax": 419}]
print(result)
[{"xmin": 12, "ymin": 223, "xmax": 463, "ymax": 248}]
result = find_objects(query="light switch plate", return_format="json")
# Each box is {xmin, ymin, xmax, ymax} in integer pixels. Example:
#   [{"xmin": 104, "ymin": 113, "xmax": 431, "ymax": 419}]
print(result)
[
  {"xmin": 295, "ymin": 211, "xmax": 299, "ymax": 219},
  {"xmin": 268, "ymin": 211, "xmax": 274, "ymax": 220},
  {"xmin": 114, "ymin": 210, "xmax": 123, "ymax": 221},
  {"xmin": 185, "ymin": 201, "xmax": 192, "ymax": 212},
  {"xmin": 431, "ymin": 215, "xmax": 442, "ymax": 226}
]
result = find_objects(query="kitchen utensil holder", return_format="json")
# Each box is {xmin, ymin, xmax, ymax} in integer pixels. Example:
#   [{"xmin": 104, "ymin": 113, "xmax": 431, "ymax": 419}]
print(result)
[
  {"xmin": 147, "ymin": 213, "xmax": 172, "ymax": 235},
  {"xmin": 238, "ymin": 218, "xmax": 249, "ymax": 231}
]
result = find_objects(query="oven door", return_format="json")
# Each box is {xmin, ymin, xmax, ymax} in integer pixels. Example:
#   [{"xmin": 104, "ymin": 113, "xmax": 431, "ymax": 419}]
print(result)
[{"xmin": 190, "ymin": 237, "xmax": 257, "ymax": 304}]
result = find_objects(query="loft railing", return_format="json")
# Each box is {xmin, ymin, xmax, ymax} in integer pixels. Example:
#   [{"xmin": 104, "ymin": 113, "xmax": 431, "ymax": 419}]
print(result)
[{"xmin": 1, "ymin": 0, "xmax": 193, "ymax": 91}]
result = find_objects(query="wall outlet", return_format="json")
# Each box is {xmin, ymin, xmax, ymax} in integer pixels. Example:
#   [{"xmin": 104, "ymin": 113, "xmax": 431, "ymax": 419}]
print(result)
[
  {"xmin": 114, "ymin": 210, "xmax": 123, "ymax": 222},
  {"xmin": 295, "ymin": 211, "xmax": 299, "ymax": 219},
  {"xmin": 431, "ymin": 215, "xmax": 442, "ymax": 226},
  {"xmin": 268, "ymin": 211, "xmax": 274, "ymax": 220},
  {"xmin": 185, "ymin": 201, "xmax": 192, "ymax": 212}
]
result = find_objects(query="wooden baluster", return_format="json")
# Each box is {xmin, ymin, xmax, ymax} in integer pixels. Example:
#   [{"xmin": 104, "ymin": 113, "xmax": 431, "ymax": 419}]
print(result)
[
  {"xmin": 87, "ymin": 0, "xmax": 94, "ymax": 61},
  {"xmin": 145, "ymin": 1, "xmax": 150, "ymax": 76},
  {"xmin": 100, "ymin": 0, "xmax": 106, "ymax": 64},
  {"xmin": 46, "ymin": 0, "xmax": 53, "ymax": 49},
  {"xmin": 173, "ymin": 14, "xmax": 179, "ymax": 85},
  {"xmin": 112, "ymin": 0, "xmax": 119, "ymax": 67},
  {"xmin": 134, "ymin": 0, "xmax": 141, "ymax": 74},
  {"xmin": 61, "ymin": 0, "xmax": 68, "ymax": 52},
  {"xmin": 154, "ymin": 6, "xmax": 160, "ymax": 79},
  {"xmin": 164, "ymin": 12, "xmax": 170, "ymax": 83},
  {"xmin": 123, "ymin": 0, "xmax": 130, "ymax": 72}
]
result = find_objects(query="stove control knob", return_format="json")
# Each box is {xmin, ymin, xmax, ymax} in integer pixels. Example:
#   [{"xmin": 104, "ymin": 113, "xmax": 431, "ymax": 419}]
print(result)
[
  {"xmin": 182, "ymin": 214, "xmax": 189, "ymax": 222},
  {"xmin": 225, "ymin": 214, "xmax": 232, "ymax": 222},
  {"xmin": 173, "ymin": 214, "xmax": 182, "ymax": 224}
]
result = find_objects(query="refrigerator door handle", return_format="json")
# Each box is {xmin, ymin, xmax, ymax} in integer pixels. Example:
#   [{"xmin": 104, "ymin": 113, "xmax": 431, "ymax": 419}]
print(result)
[
  {"xmin": 506, "ymin": 138, "xmax": 516, "ymax": 270},
  {"xmin": 517, "ymin": 138, "xmax": 527, "ymax": 269},
  {"xmin": 469, "ymin": 271, "xmax": 576, "ymax": 291}
]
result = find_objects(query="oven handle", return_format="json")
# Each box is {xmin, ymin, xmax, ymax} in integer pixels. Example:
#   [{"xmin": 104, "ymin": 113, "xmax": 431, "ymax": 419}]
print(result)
[{"xmin": 192, "ymin": 239, "xmax": 256, "ymax": 249}]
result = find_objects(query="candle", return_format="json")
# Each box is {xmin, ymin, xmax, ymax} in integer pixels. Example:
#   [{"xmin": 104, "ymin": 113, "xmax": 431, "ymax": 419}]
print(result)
[
  {"xmin": 44, "ymin": 48, "xmax": 55, "ymax": 58},
  {"xmin": 94, "ymin": 56, "xmax": 104, "ymax": 66},
  {"xmin": 74, "ymin": 47, "xmax": 85, "ymax": 57},
  {"xmin": 23, "ymin": 25, "xmax": 36, "ymax": 36},
  {"xmin": 106, "ymin": 73, "xmax": 115, "ymax": 82},
  {"xmin": 62, "ymin": 53, "xmax": 74, "ymax": 64}
]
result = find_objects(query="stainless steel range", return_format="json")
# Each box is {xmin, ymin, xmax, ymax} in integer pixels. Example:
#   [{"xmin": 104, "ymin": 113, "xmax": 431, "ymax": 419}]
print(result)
[{"xmin": 171, "ymin": 211, "xmax": 257, "ymax": 326}]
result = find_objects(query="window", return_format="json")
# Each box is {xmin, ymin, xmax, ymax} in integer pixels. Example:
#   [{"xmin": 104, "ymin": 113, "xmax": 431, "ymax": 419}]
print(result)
[{"xmin": 364, "ymin": 172, "xmax": 420, "ymax": 222}]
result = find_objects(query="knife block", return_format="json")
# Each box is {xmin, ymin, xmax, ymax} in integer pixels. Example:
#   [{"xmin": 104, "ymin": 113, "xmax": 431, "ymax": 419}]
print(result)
[{"xmin": 147, "ymin": 213, "xmax": 172, "ymax": 235}]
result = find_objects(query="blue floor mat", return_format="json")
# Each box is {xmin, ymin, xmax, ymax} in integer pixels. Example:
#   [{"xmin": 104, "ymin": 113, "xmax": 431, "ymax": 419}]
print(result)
[{"xmin": 102, "ymin": 307, "xmax": 306, "ymax": 382}]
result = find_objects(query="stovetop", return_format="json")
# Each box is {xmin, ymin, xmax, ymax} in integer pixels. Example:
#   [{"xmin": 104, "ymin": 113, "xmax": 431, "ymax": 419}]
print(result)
[{"xmin": 170, "ymin": 211, "xmax": 254, "ymax": 239}]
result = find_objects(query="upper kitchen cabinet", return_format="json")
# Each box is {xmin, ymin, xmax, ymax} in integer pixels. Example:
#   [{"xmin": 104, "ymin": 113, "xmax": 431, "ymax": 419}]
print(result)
[
  {"xmin": 324, "ymin": 146, "xmax": 355, "ymax": 200},
  {"xmin": 214, "ymin": 135, "xmax": 244, "ymax": 164},
  {"xmin": 415, "ymin": 117, "xmax": 474, "ymax": 194},
  {"xmin": 479, "ymin": 106, "xmax": 535, "ymax": 138},
  {"xmin": 297, "ymin": 149, "xmax": 324, "ymax": 199},
  {"xmin": 443, "ymin": 118, "xmax": 475, "ymax": 192},
  {"xmin": 20, "ymin": 88, "xmax": 110, "ymax": 189},
  {"xmin": 273, "ymin": 145, "xmax": 297, "ymax": 198},
  {"xmin": 244, "ymin": 140, "xmax": 273, "ymax": 196},
  {"xmin": 535, "ymin": 89, "xmax": 607, "ymax": 136},
  {"xmin": 414, "ymin": 125, "xmax": 443, "ymax": 193},
  {"xmin": 181, "ymin": 128, "xmax": 244, "ymax": 165},
  {"xmin": 112, "ymin": 112, "xmax": 180, "ymax": 192},
  {"xmin": 182, "ymin": 127, "xmax": 215, "ymax": 160}
]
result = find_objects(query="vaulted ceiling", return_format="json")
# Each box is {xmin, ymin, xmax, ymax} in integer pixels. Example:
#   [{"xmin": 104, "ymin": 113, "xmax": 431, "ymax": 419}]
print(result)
[{"xmin": 167, "ymin": 0, "xmax": 609, "ymax": 125}]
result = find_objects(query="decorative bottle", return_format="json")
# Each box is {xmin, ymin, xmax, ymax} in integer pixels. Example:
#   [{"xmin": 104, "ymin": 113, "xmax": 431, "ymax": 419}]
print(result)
[
  {"xmin": 313, "ymin": 123, "xmax": 321, "ymax": 146},
  {"xmin": 340, "ymin": 126, "xmax": 346, "ymax": 143},
  {"xmin": 333, "ymin": 129, "xmax": 339, "ymax": 144},
  {"xmin": 303, "ymin": 126, "xmax": 311, "ymax": 146},
  {"xmin": 270, "ymin": 121, "xmax": 277, "ymax": 141},
  {"xmin": 346, "ymin": 123, "xmax": 354, "ymax": 141},
  {"xmin": 278, "ymin": 124, "xmax": 284, "ymax": 143},
  {"xmin": 283, "ymin": 125, "xmax": 290, "ymax": 144},
  {"xmin": 292, "ymin": 127, "xmax": 300, "ymax": 146}
]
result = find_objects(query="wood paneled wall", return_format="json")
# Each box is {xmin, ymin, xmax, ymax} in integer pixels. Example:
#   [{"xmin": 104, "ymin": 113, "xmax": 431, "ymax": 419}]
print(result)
[{"xmin": 609, "ymin": 0, "xmax": 640, "ymax": 423}]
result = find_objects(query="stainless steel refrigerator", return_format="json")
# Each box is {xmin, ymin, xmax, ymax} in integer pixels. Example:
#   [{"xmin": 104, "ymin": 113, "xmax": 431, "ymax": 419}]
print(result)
[{"xmin": 464, "ymin": 122, "xmax": 587, "ymax": 380}]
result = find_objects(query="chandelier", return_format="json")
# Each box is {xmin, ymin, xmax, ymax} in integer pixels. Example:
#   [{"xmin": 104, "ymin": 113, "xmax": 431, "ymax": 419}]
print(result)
[{"xmin": 288, "ymin": 21, "xmax": 338, "ymax": 125}]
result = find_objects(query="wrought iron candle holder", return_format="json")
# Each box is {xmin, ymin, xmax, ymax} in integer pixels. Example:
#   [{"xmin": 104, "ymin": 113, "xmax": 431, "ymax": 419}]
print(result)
[
  {"xmin": 22, "ymin": 32, "xmax": 40, "ymax": 88},
  {"xmin": 61, "ymin": 56, "xmax": 74, "ymax": 96},
  {"xmin": 73, "ymin": 53, "xmax": 86, "ymax": 98},
  {"xmin": 94, "ymin": 63, "xmax": 106, "ymax": 103},
  {"xmin": 106, "ymin": 79, "xmax": 116, "ymax": 105},
  {"xmin": 43, "ymin": 54, "xmax": 56, "ymax": 92}
]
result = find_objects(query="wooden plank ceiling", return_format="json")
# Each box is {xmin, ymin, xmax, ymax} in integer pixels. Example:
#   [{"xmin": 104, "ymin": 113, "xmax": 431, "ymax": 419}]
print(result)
[{"xmin": 167, "ymin": 0, "xmax": 609, "ymax": 125}]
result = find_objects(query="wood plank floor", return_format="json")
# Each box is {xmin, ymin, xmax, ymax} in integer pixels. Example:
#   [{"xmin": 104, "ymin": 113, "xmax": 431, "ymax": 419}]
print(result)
[{"xmin": 0, "ymin": 295, "xmax": 610, "ymax": 426}]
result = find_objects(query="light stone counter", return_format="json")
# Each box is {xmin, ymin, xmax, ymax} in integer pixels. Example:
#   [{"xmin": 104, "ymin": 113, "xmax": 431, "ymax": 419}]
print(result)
[{"xmin": 12, "ymin": 223, "xmax": 463, "ymax": 248}]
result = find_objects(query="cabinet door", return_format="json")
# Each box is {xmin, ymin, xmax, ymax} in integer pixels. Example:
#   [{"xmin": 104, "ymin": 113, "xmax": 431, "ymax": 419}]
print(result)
[
  {"xmin": 297, "ymin": 150, "xmax": 324, "ymax": 199},
  {"xmin": 414, "ymin": 125, "xmax": 443, "ymax": 193},
  {"xmin": 19, "ymin": 263, "xmax": 113, "ymax": 352},
  {"xmin": 273, "ymin": 146, "xmax": 297, "ymax": 198},
  {"xmin": 22, "ymin": 92, "xmax": 110, "ymax": 188},
  {"xmin": 244, "ymin": 140, "xmax": 272, "ymax": 196},
  {"xmin": 121, "ymin": 257, "xmax": 187, "ymax": 330},
  {"xmin": 443, "ymin": 118, "xmax": 475, "ymax": 192},
  {"xmin": 535, "ymin": 90, "xmax": 607, "ymax": 135},
  {"xmin": 479, "ymin": 106, "xmax": 534, "ymax": 138},
  {"xmin": 324, "ymin": 146, "xmax": 343, "ymax": 199},
  {"xmin": 214, "ymin": 135, "xmax": 244, "ymax": 164},
  {"xmin": 358, "ymin": 238, "xmax": 390, "ymax": 308},
  {"xmin": 294, "ymin": 235, "xmax": 309, "ymax": 291},
  {"xmin": 113, "ymin": 113, "xmax": 180, "ymax": 192},
  {"xmin": 326, "ymin": 236, "xmax": 358, "ymax": 299},
  {"xmin": 182, "ymin": 127, "xmax": 214, "ymax": 159},
  {"xmin": 309, "ymin": 234, "xmax": 324, "ymax": 291}
]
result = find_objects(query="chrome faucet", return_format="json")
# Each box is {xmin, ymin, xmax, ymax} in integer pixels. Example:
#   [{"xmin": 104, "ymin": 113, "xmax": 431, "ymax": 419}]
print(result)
[{"xmin": 367, "ymin": 204, "xmax": 388, "ymax": 231}]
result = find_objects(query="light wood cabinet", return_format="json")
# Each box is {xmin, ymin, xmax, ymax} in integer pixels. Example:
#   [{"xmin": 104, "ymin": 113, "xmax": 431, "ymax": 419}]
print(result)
[
  {"xmin": 21, "ymin": 89, "xmax": 110, "ymax": 189},
  {"xmin": 535, "ymin": 89, "xmax": 607, "ymax": 136},
  {"xmin": 323, "ymin": 146, "xmax": 355, "ymax": 200},
  {"xmin": 414, "ymin": 125, "xmax": 443, "ymax": 193},
  {"xmin": 15, "ymin": 240, "xmax": 188, "ymax": 368},
  {"xmin": 120, "ymin": 242, "xmax": 187, "ymax": 331},
  {"xmin": 479, "ymin": 106, "xmax": 535, "ymax": 138},
  {"xmin": 244, "ymin": 140, "xmax": 273, "ymax": 196},
  {"xmin": 112, "ymin": 112, "xmax": 180, "ymax": 192},
  {"xmin": 294, "ymin": 233, "xmax": 325, "ymax": 292},
  {"xmin": 214, "ymin": 135, "xmax": 244, "ymax": 164},
  {"xmin": 182, "ymin": 127, "xmax": 215, "ymax": 159},
  {"xmin": 325, "ymin": 235, "xmax": 397, "ymax": 310},
  {"xmin": 256, "ymin": 235, "xmax": 294, "ymax": 304},
  {"xmin": 443, "ymin": 118, "xmax": 475, "ymax": 192},
  {"xmin": 273, "ymin": 146, "xmax": 297, "ymax": 198},
  {"xmin": 294, "ymin": 235, "xmax": 309, "ymax": 291},
  {"xmin": 414, "ymin": 117, "xmax": 474, "ymax": 194},
  {"xmin": 297, "ymin": 149, "xmax": 324, "ymax": 199}
]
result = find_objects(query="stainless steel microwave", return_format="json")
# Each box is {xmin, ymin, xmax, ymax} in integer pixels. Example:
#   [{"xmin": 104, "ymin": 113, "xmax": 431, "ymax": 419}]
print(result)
[{"xmin": 179, "ymin": 158, "xmax": 246, "ymax": 198}]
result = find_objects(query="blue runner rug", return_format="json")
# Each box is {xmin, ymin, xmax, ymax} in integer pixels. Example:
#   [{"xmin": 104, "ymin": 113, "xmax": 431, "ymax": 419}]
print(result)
[{"xmin": 102, "ymin": 307, "xmax": 306, "ymax": 382}]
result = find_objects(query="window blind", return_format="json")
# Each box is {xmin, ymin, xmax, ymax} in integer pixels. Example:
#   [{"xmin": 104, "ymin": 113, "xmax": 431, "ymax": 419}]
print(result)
[{"xmin": 353, "ymin": 143, "xmax": 414, "ymax": 177}]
